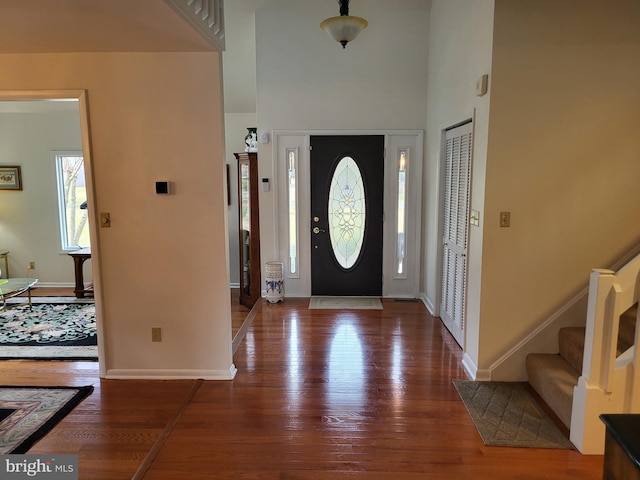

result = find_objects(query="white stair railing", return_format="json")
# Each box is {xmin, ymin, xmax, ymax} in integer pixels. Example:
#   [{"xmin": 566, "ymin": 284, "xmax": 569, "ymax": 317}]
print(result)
[
  {"xmin": 163, "ymin": 0, "xmax": 225, "ymax": 51},
  {"xmin": 570, "ymin": 254, "xmax": 640, "ymax": 454}
]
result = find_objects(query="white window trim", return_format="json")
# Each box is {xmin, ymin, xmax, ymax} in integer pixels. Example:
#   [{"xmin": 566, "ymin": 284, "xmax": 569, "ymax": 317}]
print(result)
[{"xmin": 53, "ymin": 150, "xmax": 86, "ymax": 252}]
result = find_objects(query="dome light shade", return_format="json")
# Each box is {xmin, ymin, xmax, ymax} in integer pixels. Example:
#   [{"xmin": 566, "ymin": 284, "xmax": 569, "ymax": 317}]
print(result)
[{"xmin": 321, "ymin": 1, "xmax": 368, "ymax": 49}]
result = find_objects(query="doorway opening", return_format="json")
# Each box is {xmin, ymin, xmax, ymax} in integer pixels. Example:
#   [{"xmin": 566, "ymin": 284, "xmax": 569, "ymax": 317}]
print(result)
[{"xmin": 0, "ymin": 92, "xmax": 102, "ymax": 367}]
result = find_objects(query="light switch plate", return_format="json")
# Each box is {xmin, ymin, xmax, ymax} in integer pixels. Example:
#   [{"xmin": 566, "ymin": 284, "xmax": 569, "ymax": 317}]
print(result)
[
  {"xmin": 476, "ymin": 74, "xmax": 489, "ymax": 96},
  {"xmin": 500, "ymin": 211, "xmax": 511, "ymax": 227},
  {"xmin": 470, "ymin": 209, "xmax": 480, "ymax": 227}
]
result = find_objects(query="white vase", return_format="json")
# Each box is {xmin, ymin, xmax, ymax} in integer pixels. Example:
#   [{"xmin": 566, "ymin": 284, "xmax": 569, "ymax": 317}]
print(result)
[{"xmin": 265, "ymin": 261, "xmax": 284, "ymax": 304}]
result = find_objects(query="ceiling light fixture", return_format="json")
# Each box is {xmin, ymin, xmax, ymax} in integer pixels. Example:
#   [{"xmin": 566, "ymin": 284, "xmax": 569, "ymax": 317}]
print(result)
[{"xmin": 320, "ymin": 0, "xmax": 368, "ymax": 49}]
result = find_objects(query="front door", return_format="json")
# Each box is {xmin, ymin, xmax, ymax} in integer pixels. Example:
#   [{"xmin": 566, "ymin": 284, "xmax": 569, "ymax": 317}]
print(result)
[{"xmin": 310, "ymin": 135, "xmax": 384, "ymax": 296}]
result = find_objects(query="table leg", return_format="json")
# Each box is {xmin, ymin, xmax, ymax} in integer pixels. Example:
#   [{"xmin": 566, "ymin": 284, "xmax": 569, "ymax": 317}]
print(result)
[
  {"xmin": 0, "ymin": 254, "xmax": 8, "ymax": 279},
  {"xmin": 73, "ymin": 257, "xmax": 86, "ymax": 298}
]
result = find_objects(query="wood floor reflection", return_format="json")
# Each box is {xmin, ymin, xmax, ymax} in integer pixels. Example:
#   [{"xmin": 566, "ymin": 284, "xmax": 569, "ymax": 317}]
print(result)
[{"xmin": 6, "ymin": 298, "xmax": 603, "ymax": 479}]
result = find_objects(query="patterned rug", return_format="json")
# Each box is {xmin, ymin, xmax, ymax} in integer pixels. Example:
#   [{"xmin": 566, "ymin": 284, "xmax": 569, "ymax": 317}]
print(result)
[
  {"xmin": 0, "ymin": 385, "xmax": 93, "ymax": 453},
  {"xmin": 0, "ymin": 302, "xmax": 97, "ymax": 360},
  {"xmin": 453, "ymin": 380, "xmax": 574, "ymax": 449}
]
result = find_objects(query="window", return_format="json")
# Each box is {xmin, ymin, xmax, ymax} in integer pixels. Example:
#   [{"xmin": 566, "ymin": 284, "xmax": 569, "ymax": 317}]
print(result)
[
  {"xmin": 328, "ymin": 156, "xmax": 366, "ymax": 270},
  {"xmin": 396, "ymin": 149, "xmax": 408, "ymax": 277},
  {"xmin": 54, "ymin": 152, "xmax": 89, "ymax": 251},
  {"xmin": 287, "ymin": 148, "xmax": 298, "ymax": 275}
]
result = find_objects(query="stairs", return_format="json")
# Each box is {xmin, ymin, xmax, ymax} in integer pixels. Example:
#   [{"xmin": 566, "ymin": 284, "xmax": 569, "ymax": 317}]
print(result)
[{"xmin": 526, "ymin": 305, "xmax": 638, "ymax": 429}]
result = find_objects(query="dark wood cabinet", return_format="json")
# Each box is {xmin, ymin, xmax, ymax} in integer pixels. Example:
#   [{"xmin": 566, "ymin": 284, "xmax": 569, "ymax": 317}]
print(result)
[{"xmin": 235, "ymin": 152, "xmax": 261, "ymax": 308}]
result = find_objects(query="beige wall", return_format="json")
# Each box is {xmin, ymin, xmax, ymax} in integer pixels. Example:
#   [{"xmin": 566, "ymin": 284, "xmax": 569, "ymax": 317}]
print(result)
[
  {"xmin": 477, "ymin": 0, "xmax": 640, "ymax": 371},
  {"xmin": 0, "ymin": 52, "xmax": 234, "ymax": 378}
]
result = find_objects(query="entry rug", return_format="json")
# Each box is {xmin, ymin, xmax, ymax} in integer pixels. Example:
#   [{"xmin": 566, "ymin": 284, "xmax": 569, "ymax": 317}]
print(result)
[
  {"xmin": 453, "ymin": 380, "xmax": 574, "ymax": 449},
  {"xmin": 309, "ymin": 297, "xmax": 383, "ymax": 310},
  {"xmin": 0, "ymin": 385, "xmax": 93, "ymax": 453},
  {"xmin": 0, "ymin": 303, "xmax": 97, "ymax": 360}
]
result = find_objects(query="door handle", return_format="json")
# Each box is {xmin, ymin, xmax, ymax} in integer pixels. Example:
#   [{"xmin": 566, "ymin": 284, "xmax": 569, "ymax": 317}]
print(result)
[{"xmin": 312, "ymin": 227, "xmax": 326, "ymax": 234}]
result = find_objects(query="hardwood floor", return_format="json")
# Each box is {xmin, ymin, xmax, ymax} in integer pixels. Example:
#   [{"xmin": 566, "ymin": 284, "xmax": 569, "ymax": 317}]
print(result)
[{"xmin": 1, "ymin": 298, "xmax": 603, "ymax": 479}]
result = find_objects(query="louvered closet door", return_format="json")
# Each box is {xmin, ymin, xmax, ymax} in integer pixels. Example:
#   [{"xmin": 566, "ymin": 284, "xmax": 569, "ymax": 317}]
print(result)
[{"xmin": 440, "ymin": 122, "xmax": 473, "ymax": 347}]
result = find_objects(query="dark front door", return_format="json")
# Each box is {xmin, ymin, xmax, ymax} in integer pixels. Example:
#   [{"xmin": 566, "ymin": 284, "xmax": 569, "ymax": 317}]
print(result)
[{"xmin": 310, "ymin": 135, "xmax": 384, "ymax": 296}]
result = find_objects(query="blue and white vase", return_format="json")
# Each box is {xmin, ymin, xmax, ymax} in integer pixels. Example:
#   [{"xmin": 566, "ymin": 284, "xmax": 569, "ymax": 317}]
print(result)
[{"xmin": 265, "ymin": 261, "xmax": 284, "ymax": 304}]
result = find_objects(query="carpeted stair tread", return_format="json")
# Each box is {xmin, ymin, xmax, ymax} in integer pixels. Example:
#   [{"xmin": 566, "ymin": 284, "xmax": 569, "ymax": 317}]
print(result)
[
  {"xmin": 558, "ymin": 327, "xmax": 585, "ymax": 374},
  {"xmin": 527, "ymin": 304, "xmax": 637, "ymax": 432},
  {"xmin": 526, "ymin": 353, "xmax": 580, "ymax": 429},
  {"xmin": 618, "ymin": 306, "xmax": 637, "ymax": 354}
]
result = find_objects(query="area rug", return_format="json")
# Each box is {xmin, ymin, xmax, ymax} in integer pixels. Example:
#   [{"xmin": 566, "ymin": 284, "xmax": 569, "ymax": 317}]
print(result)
[
  {"xmin": 0, "ymin": 303, "xmax": 97, "ymax": 360},
  {"xmin": 309, "ymin": 297, "xmax": 383, "ymax": 310},
  {"xmin": 0, "ymin": 385, "xmax": 93, "ymax": 453},
  {"xmin": 453, "ymin": 380, "xmax": 574, "ymax": 449}
]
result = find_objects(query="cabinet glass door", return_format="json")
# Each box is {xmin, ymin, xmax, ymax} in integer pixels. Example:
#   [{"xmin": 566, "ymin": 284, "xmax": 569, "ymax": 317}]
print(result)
[{"xmin": 240, "ymin": 163, "xmax": 251, "ymax": 295}]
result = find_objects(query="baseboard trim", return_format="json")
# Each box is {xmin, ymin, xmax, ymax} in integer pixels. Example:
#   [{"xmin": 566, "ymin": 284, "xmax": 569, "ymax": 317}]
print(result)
[
  {"xmin": 462, "ymin": 353, "xmax": 490, "ymax": 381},
  {"xmin": 33, "ymin": 282, "xmax": 75, "ymax": 288},
  {"xmin": 105, "ymin": 365, "xmax": 237, "ymax": 380},
  {"xmin": 420, "ymin": 293, "xmax": 436, "ymax": 316},
  {"xmin": 232, "ymin": 299, "xmax": 262, "ymax": 355}
]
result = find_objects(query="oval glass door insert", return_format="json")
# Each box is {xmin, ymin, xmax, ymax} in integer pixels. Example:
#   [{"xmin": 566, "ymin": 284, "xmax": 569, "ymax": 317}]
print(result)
[{"xmin": 328, "ymin": 156, "xmax": 366, "ymax": 269}]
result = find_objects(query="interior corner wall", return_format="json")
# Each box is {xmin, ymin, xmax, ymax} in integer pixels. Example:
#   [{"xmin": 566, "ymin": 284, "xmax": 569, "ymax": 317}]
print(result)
[
  {"xmin": 423, "ymin": 0, "xmax": 495, "ymax": 370},
  {"xmin": 478, "ymin": 0, "xmax": 640, "ymax": 373},
  {"xmin": 255, "ymin": 0, "xmax": 430, "ymax": 275},
  {"xmin": 0, "ymin": 52, "xmax": 234, "ymax": 378}
]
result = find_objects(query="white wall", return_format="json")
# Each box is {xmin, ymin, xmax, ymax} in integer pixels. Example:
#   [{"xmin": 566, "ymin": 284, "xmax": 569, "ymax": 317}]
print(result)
[
  {"xmin": 423, "ymin": 0, "xmax": 495, "ymax": 371},
  {"xmin": 0, "ymin": 107, "xmax": 89, "ymax": 284},
  {"xmin": 0, "ymin": 52, "xmax": 234, "ymax": 379},
  {"xmin": 255, "ymin": 0, "xmax": 430, "ymax": 274},
  {"xmin": 222, "ymin": 1, "xmax": 258, "ymax": 286},
  {"xmin": 476, "ymin": 0, "xmax": 640, "ymax": 374}
]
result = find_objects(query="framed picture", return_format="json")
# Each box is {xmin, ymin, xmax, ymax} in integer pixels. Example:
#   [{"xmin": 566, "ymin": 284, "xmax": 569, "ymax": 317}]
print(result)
[{"xmin": 0, "ymin": 166, "xmax": 22, "ymax": 191}]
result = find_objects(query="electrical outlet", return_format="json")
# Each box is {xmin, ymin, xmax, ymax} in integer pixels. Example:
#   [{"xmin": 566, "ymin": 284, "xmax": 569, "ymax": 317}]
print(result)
[
  {"xmin": 28, "ymin": 261, "xmax": 36, "ymax": 269},
  {"xmin": 500, "ymin": 211, "xmax": 511, "ymax": 228},
  {"xmin": 151, "ymin": 327, "xmax": 162, "ymax": 342}
]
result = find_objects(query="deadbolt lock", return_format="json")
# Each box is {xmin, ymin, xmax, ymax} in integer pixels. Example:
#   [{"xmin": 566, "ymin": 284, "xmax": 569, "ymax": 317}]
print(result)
[{"xmin": 313, "ymin": 216, "xmax": 320, "ymax": 222}]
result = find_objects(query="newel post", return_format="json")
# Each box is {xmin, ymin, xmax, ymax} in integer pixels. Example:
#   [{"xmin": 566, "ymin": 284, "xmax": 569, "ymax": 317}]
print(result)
[{"xmin": 570, "ymin": 268, "xmax": 616, "ymax": 454}]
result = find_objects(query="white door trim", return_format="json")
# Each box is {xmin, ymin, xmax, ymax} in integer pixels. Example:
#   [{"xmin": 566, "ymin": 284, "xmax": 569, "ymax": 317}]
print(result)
[
  {"xmin": 272, "ymin": 130, "xmax": 423, "ymax": 298},
  {"xmin": 438, "ymin": 120, "xmax": 473, "ymax": 348}
]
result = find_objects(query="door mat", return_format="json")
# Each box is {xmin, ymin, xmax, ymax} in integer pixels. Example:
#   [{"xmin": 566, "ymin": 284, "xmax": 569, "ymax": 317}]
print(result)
[
  {"xmin": 453, "ymin": 380, "xmax": 574, "ymax": 449},
  {"xmin": 309, "ymin": 297, "xmax": 383, "ymax": 310},
  {"xmin": 0, "ymin": 385, "xmax": 94, "ymax": 453}
]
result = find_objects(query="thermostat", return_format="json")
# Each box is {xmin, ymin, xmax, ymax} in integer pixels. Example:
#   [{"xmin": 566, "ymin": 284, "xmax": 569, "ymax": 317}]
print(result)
[{"xmin": 155, "ymin": 181, "xmax": 171, "ymax": 194}]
